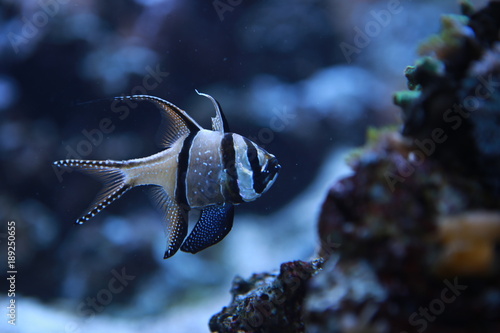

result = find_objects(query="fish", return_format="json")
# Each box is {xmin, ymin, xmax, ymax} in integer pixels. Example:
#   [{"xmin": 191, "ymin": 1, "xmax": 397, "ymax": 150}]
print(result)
[{"xmin": 54, "ymin": 91, "xmax": 280, "ymax": 259}]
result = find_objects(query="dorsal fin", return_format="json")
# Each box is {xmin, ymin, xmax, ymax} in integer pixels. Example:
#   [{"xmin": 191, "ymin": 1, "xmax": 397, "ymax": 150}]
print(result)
[
  {"xmin": 195, "ymin": 90, "xmax": 230, "ymax": 133},
  {"xmin": 114, "ymin": 95, "xmax": 203, "ymax": 149}
]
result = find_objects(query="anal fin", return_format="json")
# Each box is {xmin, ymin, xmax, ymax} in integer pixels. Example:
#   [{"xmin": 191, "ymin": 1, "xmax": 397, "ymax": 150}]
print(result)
[
  {"xmin": 180, "ymin": 204, "xmax": 234, "ymax": 254},
  {"xmin": 149, "ymin": 186, "xmax": 188, "ymax": 259}
]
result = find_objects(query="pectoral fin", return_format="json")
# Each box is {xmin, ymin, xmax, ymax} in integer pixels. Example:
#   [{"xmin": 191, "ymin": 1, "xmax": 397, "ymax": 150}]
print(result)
[
  {"xmin": 149, "ymin": 186, "xmax": 188, "ymax": 259},
  {"xmin": 180, "ymin": 204, "xmax": 234, "ymax": 254}
]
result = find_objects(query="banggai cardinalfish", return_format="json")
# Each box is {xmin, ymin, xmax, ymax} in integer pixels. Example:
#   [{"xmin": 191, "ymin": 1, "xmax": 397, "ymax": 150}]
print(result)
[{"xmin": 54, "ymin": 92, "xmax": 280, "ymax": 259}]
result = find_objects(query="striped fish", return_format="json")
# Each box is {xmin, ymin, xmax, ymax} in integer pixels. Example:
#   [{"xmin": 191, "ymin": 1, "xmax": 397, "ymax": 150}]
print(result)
[{"xmin": 54, "ymin": 92, "xmax": 280, "ymax": 259}]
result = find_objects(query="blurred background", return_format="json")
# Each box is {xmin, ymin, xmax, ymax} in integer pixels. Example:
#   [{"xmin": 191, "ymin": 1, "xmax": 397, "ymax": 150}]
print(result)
[{"xmin": 0, "ymin": 0, "xmax": 488, "ymax": 332}]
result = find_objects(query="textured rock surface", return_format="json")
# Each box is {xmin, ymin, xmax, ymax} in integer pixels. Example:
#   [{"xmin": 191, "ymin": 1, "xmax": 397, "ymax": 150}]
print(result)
[
  {"xmin": 307, "ymin": 2, "xmax": 500, "ymax": 333},
  {"xmin": 209, "ymin": 260, "xmax": 318, "ymax": 333}
]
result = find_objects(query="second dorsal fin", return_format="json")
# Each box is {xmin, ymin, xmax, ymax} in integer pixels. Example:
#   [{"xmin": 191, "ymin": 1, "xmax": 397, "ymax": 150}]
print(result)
[{"xmin": 195, "ymin": 90, "xmax": 230, "ymax": 133}]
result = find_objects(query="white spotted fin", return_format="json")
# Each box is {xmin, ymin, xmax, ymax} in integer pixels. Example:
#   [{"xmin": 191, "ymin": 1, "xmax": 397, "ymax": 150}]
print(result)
[
  {"xmin": 52, "ymin": 159, "xmax": 131, "ymax": 225},
  {"xmin": 181, "ymin": 203, "xmax": 234, "ymax": 254}
]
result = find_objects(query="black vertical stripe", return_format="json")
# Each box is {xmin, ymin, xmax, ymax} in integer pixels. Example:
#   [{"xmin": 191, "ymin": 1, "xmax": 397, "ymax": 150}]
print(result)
[
  {"xmin": 216, "ymin": 100, "xmax": 231, "ymax": 132},
  {"xmin": 221, "ymin": 133, "xmax": 243, "ymax": 203},
  {"xmin": 176, "ymin": 132, "xmax": 197, "ymax": 209},
  {"xmin": 243, "ymin": 138, "xmax": 266, "ymax": 194}
]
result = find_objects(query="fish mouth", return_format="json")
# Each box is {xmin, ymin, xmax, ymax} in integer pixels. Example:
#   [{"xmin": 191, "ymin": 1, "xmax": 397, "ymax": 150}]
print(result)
[
  {"xmin": 268, "ymin": 157, "xmax": 281, "ymax": 174},
  {"xmin": 264, "ymin": 156, "xmax": 280, "ymax": 185}
]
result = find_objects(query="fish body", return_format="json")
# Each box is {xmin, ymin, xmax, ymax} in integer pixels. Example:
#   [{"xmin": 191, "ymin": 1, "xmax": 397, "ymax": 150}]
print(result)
[{"xmin": 54, "ymin": 92, "xmax": 280, "ymax": 258}]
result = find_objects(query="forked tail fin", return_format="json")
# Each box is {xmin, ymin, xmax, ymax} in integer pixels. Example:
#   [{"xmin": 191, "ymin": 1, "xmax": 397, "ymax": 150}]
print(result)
[{"xmin": 53, "ymin": 159, "xmax": 131, "ymax": 224}]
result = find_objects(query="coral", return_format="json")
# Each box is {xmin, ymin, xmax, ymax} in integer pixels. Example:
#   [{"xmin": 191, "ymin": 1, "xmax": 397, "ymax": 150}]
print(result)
[
  {"xmin": 209, "ymin": 260, "xmax": 318, "ymax": 333},
  {"xmin": 395, "ymin": 2, "xmax": 500, "ymax": 187},
  {"xmin": 437, "ymin": 210, "xmax": 500, "ymax": 276},
  {"xmin": 308, "ymin": 2, "xmax": 500, "ymax": 332}
]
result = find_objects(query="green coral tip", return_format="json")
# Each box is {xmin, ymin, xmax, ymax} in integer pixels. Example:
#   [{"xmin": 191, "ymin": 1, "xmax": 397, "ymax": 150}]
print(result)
[
  {"xmin": 459, "ymin": 0, "xmax": 475, "ymax": 16},
  {"xmin": 415, "ymin": 57, "xmax": 444, "ymax": 74},
  {"xmin": 393, "ymin": 90, "xmax": 420, "ymax": 108},
  {"xmin": 404, "ymin": 66, "xmax": 419, "ymax": 90}
]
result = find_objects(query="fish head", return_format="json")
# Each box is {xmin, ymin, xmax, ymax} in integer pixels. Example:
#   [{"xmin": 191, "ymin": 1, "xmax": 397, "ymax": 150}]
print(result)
[
  {"xmin": 256, "ymin": 150, "xmax": 280, "ymax": 195},
  {"xmin": 231, "ymin": 134, "xmax": 280, "ymax": 203}
]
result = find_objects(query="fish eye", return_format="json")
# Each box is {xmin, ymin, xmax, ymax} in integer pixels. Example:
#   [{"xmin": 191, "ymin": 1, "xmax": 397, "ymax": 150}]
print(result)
[
  {"xmin": 264, "ymin": 157, "xmax": 280, "ymax": 178},
  {"xmin": 269, "ymin": 157, "xmax": 280, "ymax": 170}
]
